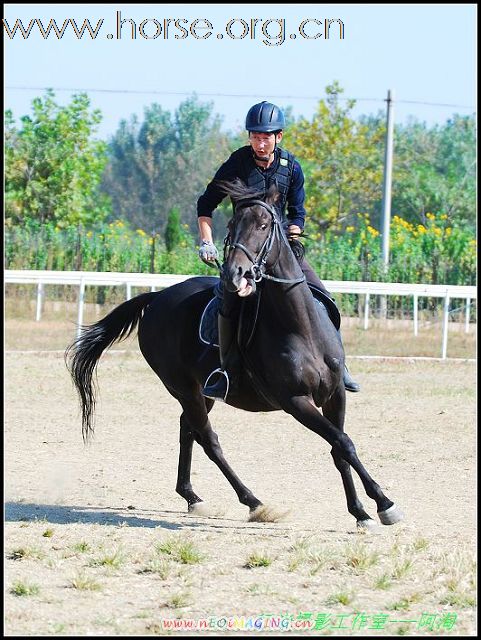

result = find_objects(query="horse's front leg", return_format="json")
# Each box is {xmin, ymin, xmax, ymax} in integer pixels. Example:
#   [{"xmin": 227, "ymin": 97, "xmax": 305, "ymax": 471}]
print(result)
[
  {"xmin": 176, "ymin": 412, "xmax": 205, "ymax": 511},
  {"xmin": 177, "ymin": 392, "xmax": 273, "ymax": 520},
  {"xmin": 284, "ymin": 395, "xmax": 403, "ymax": 527}
]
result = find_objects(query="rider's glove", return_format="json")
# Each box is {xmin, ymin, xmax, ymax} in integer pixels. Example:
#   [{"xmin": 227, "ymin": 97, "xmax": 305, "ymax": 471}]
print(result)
[{"xmin": 198, "ymin": 240, "xmax": 219, "ymax": 265}]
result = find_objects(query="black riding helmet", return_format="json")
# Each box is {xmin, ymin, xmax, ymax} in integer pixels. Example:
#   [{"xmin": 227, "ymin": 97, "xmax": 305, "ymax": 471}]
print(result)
[{"xmin": 245, "ymin": 101, "xmax": 285, "ymax": 133}]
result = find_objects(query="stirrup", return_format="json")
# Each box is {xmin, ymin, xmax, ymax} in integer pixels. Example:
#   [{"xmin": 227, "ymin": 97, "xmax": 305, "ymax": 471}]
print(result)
[{"xmin": 202, "ymin": 368, "xmax": 230, "ymax": 402}]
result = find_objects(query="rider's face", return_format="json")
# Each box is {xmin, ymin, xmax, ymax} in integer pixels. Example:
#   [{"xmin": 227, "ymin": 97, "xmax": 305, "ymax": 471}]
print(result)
[{"xmin": 248, "ymin": 132, "xmax": 283, "ymax": 161}]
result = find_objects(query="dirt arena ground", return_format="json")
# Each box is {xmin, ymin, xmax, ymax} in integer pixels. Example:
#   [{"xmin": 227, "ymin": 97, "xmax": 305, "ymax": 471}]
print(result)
[{"xmin": 5, "ymin": 333, "xmax": 477, "ymax": 635}]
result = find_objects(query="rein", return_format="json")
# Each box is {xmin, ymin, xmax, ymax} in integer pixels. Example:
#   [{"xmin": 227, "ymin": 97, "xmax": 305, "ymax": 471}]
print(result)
[{"xmin": 224, "ymin": 199, "xmax": 306, "ymax": 286}]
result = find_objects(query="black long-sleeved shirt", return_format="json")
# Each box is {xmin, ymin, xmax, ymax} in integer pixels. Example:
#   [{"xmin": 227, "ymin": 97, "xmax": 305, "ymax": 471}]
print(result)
[{"xmin": 197, "ymin": 146, "xmax": 306, "ymax": 229}]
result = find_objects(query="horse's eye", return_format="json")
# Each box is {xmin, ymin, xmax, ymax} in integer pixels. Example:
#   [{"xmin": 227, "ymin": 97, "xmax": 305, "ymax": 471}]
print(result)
[{"xmin": 260, "ymin": 224, "xmax": 267, "ymax": 230}]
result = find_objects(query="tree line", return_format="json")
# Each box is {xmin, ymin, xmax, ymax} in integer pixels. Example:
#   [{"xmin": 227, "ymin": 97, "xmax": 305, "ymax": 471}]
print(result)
[{"xmin": 4, "ymin": 84, "xmax": 476, "ymax": 285}]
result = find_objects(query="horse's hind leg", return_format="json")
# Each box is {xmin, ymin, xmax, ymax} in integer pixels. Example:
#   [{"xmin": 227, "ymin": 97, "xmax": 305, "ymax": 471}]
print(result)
[
  {"xmin": 323, "ymin": 390, "xmax": 377, "ymax": 531},
  {"xmin": 177, "ymin": 391, "xmax": 263, "ymax": 515},
  {"xmin": 286, "ymin": 396, "xmax": 403, "ymax": 527}
]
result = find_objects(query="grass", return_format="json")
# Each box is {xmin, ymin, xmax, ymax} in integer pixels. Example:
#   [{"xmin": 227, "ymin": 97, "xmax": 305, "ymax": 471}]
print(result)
[
  {"xmin": 244, "ymin": 552, "xmax": 273, "ymax": 569},
  {"xmin": 325, "ymin": 590, "xmax": 355, "ymax": 606},
  {"xmin": 164, "ymin": 591, "xmax": 192, "ymax": 609},
  {"xmin": 72, "ymin": 541, "xmax": 91, "ymax": 553},
  {"xmin": 68, "ymin": 572, "xmax": 102, "ymax": 591},
  {"xmin": 374, "ymin": 573, "xmax": 393, "ymax": 590},
  {"xmin": 439, "ymin": 591, "xmax": 476, "ymax": 608},
  {"xmin": 155, "ymin": 538, "xmax": 204, "ymax": 565},
  {"xmin": 138, "ymin": 557, "xmax": 175, "ymax": 580},
  {"xmin": 245, "ymin": 583, "xmax": 278, "ymax": 596},
  {"xmin": 411, "ymin": 537, "xmax": 429, "ymax": 552},
  {"xmin": 4, "ymin": 313, "xmax": 476, "ymax": 359},
  {"xmin": 8, "ymin": 546, "xmax": 44, "ymax": 561},
  {"xmin": 344, "ymin": 542, "xmax": 380, "ymax": 572},
  {"xmin": 42, "ymin": 528, "xmax": 54, "ymax": 538},
  {"xmin": 89, "ymin": 548, "xmax": 125, "ymax": 569},
  {"xmin": 390, "ymin": 592, "xmax": 423, "ymax": 611},
  {"xmin": 391, "ymin": 558, "xmax": 413, "ymax": 580},
  {"xmin": 10, "ymin": 580, "xmax": 40, "ymax": 597}
]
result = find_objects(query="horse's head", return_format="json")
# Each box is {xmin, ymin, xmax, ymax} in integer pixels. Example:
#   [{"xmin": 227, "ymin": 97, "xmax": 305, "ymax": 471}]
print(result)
[{"xmin": 217, "ymin": 179, "xmax": 280, "ymax": 297}]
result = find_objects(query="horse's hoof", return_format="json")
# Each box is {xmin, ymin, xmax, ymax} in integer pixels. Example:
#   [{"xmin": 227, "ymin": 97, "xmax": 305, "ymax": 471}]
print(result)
[
  {"xmin": 248, "ymin": 504, "xmax": 290, "ymax": 523},
  {"xmin": 378, "ymin": 504, "xmax": 404, "ymax": 525},
  {"xmin": 188, "ymin": 502, "xmax": 210, "ymax": 516},
  {"xmin": 356, "ymin": 518, "xmax": 380, "ymax": 533}
]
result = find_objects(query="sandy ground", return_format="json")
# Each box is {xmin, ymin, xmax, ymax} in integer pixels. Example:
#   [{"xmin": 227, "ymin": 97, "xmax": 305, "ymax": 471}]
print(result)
[{"xmin": 4, "ymin": 349, "xmax": 477, "ymax": 636}]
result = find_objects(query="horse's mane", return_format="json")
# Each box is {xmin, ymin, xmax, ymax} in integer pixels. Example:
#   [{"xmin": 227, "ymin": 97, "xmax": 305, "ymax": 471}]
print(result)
[
  {"xmin": 214, "ymin": 178, "xmax": 267, "ymax": 203},
  {"xmin": 216, "ymin": 178, "xmax": 305, "ymax": 265}
]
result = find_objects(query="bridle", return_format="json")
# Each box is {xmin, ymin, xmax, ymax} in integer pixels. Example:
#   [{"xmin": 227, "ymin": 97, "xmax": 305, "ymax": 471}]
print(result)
[{"xmin": 224, "ymin": 199, "xmax": 306, "ymax": 285}]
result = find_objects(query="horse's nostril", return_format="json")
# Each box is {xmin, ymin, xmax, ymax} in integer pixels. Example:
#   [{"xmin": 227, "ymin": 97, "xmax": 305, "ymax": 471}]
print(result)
[{"xmin": 237, "ymin": 266, "xmax": 243, "ymax": 276}]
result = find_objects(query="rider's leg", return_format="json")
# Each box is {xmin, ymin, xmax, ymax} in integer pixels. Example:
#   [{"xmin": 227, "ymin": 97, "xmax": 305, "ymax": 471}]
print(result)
[
  {"xmin": 202, "ymin": 286, "xmax": 242, "ymax": 401},
  {"xmin": 300, "ymin": 258, "xmax": 360, "ymax": 393}
]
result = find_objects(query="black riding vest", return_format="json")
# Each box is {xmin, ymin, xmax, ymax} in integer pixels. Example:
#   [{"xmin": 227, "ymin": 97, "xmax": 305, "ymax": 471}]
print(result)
[{"xmin": 236, "ymin": 146, "xmax": 295, "ymax": 219}]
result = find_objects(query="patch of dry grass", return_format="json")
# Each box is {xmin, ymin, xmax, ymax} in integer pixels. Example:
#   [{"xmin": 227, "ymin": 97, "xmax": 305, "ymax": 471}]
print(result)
[{"xmin": 5, "ymin": 310, "xmax": 476, "ymax": 358}]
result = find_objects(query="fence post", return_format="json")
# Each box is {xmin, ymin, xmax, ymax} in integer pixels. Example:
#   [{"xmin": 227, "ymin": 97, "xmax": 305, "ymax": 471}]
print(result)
[
  {"xmin": 364, "ymin": 292, "xmax": 370, "ymax": 330},
  {"xmin": 36, "ymin": 282, "xmax": 44, "ymax": 321},
  {"xmin": 126, "ymin": 283, "xmax": 132, "ymax": 300},
  {"xmin": 77, "ymin": 278, "xmax": 86, "ymax": 339},
  {"xmin": 465, "ymin": 298, "xmax": 471, "ymax": 333},
  {"xmin": 441, "ymin": 293, "xmax": 450, "ymax": 359},
  {"xmin": 413, "ymin": 294, "xmax": 418, "ymax": 336}
]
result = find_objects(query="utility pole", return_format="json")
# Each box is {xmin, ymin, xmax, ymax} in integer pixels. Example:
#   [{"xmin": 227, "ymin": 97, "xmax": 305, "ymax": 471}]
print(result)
[{"xmin": 380, "ymin": 89, "xmax": 395, "ymax": 318}]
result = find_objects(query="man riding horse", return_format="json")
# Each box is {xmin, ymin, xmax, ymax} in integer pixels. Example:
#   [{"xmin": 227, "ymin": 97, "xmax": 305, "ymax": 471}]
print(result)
[{"xmin": 197, "ymin": 101, "xmax": 360, "ymax": 401}]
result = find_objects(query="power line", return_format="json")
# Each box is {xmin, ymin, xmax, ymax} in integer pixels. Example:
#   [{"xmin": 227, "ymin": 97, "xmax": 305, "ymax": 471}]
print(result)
[{"xmin": 5, "ymin": 85, "xmax": 476, "ymax": 110}]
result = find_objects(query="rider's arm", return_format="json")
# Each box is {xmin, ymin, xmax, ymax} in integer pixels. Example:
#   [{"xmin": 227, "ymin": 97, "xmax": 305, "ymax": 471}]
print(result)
[
  {"xmin": 197, "ymin": 153, "xmax": 239, "ymax": 230},
  {"xmin": 198, "ymin": 216, "xmax": 214, "ymax": 243},
  {"xmin": 286, "ymin": 161, "xmax": 306, "ymax": 232}
]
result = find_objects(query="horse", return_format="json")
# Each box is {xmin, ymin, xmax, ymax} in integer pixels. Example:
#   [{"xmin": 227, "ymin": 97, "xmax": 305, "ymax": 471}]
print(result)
[{"xmin": 65, "ymin": 180, "xmax": 403, "ymax": 531}]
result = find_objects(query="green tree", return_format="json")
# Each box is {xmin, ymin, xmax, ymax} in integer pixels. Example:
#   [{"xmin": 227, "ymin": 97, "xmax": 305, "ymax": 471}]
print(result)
[
  {"xmin": 164, "ymin": 207, "xmax": 183, "ymax": 252},
  {"xmin": 101, "ymin": 94, "xmax": 231, "ymax": 235},
  {"xmin": 392, "ymin": 115, "xmax": 476, "ymax": 230},
  {"xmin": 5, "ymin": 90, "xmax": 110, "ymax": 228},
  {"xmin": 283, "ymin": 82, "xmax": 385, "ymax": 234}
]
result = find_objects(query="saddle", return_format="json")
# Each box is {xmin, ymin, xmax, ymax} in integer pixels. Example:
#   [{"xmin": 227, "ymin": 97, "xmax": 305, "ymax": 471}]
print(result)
[{"xmin": 199, "ymin": 284, "xmax": 341, "ymax": 350}]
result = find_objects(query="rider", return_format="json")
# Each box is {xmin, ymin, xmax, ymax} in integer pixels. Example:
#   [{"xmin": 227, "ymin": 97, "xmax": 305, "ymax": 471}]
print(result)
[{"xmin": 197, "ymin": 101, "xmax": 360, "ymax": 400}]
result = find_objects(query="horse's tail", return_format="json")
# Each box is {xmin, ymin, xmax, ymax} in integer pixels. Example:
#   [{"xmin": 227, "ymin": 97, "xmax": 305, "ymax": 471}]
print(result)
[{"xmin": 65, "ymin": 292, "xmax": 157, "ymax": 443}]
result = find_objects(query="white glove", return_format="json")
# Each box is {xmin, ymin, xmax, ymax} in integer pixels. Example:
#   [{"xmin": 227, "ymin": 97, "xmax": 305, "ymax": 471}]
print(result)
[{"xmin": 198, "ymin": 240, "xmax": 219, "ymax": 265}]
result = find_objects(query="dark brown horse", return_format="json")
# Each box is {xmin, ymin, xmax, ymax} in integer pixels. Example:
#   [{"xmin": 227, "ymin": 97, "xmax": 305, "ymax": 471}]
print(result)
[{"xmin": 66, "ymin": 180, "xmax": 403, "ymax": 530}]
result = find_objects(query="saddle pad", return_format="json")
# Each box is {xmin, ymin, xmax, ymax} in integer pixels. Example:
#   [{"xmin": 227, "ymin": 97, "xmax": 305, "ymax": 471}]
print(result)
[
  {"xmin": 199, "ymin": 286, "xmax": 340, "ymax": 349},
  {"xmin": 199, "ymin": 296, "xmax": 220, "ymax": 347}
]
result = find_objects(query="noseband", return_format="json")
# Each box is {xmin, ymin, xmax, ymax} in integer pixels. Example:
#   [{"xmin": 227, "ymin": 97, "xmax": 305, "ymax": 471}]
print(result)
[{"xmin": 224, "ymin": 199, "xmax": 306, "ymax": 285}]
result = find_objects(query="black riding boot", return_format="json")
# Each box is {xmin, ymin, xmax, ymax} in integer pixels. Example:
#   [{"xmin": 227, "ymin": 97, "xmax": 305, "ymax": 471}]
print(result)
[
  {"xmin": 202, "ymin": 313, "xmax": 241, "ymax": 401},
  {"xmin": 338, "ymin": 329, "xmax": 360, "ymax": 392},
  {"xmin": 343, "ymin": 364, "xmax": 360, "ymax": 392}
]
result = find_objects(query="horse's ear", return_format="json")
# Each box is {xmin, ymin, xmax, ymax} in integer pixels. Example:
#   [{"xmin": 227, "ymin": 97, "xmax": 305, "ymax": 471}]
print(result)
[{"xmin": 265, "ymin": 182, "xmax": 280, "ymax": 205}]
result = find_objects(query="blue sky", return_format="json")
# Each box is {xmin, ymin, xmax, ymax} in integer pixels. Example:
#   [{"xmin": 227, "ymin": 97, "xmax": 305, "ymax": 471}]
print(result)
[{"xmin": 4, "ymin": 3, "xmax": 477, "ymax": 139}]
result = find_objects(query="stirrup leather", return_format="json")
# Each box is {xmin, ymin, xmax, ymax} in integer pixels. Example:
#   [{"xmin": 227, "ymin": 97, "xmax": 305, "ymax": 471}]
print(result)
[{"xmin": 202, "ymin": 368, "xmax": 230, "ymax": 402}]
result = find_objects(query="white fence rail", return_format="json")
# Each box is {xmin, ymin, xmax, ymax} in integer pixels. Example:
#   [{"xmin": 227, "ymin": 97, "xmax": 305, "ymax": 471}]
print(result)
[{"xmin": 5, "ymin": 270, "xmax": 476, "ymax": 359}]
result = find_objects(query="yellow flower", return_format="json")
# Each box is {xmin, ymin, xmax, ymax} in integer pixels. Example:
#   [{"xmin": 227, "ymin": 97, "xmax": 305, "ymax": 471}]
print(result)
[
  {"xmin": 445, "ymin": 228, "xmax": 452, "ymax": 236},
  {"xmin": 86, "ymin": 231, "xmax": 93, "ymax": 238},
  {"xmin": 417, "ymin": 225, "xmax": 426, "ymax": 234},
  {"xmin": 426, "ymin": 213, "xmax": 435, "ymax": 220},
  {"xmin": 346, "ymin": 226, "xmax": 355, "ymax": 233},
  {"xmin": 136, "ymin": 229, "xmax": 147, "ymax": 237},
  {"xmin": 367, "ymin": 225, "xmax": 379, "ymax": 237},
  {"xmin": 440, "ymin": 214, "xmax": 448, "ymax": 220}
]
